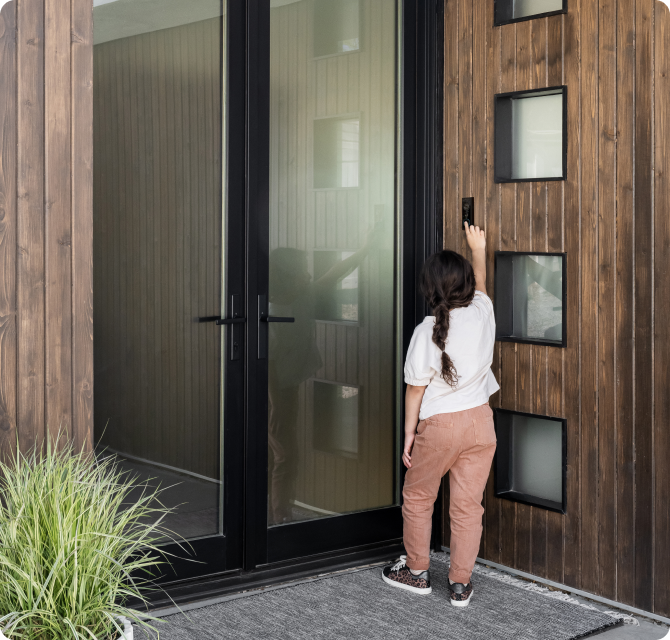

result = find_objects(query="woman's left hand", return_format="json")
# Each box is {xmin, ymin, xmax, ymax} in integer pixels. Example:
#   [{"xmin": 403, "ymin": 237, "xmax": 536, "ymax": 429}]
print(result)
[{"xmin": 402, "ymin": 432, "xmax": 415, "ymax": 468}]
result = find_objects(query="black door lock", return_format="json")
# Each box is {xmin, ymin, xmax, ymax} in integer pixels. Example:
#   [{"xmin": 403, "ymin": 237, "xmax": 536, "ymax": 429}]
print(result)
[{"xmin": 462, "ymin": 197, "xmax": 474, "ymax": 229}]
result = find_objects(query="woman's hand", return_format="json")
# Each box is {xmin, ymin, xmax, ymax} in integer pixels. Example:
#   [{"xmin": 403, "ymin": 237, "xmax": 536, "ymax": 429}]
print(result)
[
  {"xmin": 465, "ymin": 222, "xmax": 486, "ymax": 252},
  {"xmin": 402, "ymin": 432, "xmax": 415, "ymax": 469}
]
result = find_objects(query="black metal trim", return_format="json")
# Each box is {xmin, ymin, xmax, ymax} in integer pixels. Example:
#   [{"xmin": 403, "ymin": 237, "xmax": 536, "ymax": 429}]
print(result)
[
  {"xmin": 267, "ymin": 507, "xmax": 403, "ymax": 564},
  {"xmin": 493, "ymin": 0, "xmax": 568, "ymax": 27},
  {"xmin": 494, "ymin": 250, "xmax": 568, "ymax": 348},
  {"xmin": 493, "ymin": 408, "xmax": 568, "ymax": 515},
  {"xmin": 494, "ymin": 85, "xmax": 568, "ymax": 184}
]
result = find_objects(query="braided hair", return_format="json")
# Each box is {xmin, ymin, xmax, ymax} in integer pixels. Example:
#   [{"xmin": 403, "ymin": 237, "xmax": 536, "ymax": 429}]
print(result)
[{"xmin": 419, "ymin": 250, "xmax": 476, "ymax": 387}]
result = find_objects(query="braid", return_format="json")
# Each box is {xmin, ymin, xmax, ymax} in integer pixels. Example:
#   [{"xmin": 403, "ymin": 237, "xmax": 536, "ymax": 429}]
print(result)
[
  {"xmin": 420, "ymin": 250, "xmax": 477, "ymax": 389},
  {"xmin": 432, "ymin": 300, "xmax": 459, "ymax": 387}
]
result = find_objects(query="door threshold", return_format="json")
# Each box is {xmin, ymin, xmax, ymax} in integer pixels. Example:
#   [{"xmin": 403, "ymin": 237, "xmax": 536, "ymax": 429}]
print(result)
[{"xmin": 143, "ymin": 540, "xmax": 403, "ymax": 613}]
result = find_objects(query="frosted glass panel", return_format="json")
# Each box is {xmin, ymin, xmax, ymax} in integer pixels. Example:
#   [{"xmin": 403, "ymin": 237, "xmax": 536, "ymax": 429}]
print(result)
[
  {"xmin": 512, "ymin": 94, "xmax": 563, "ymax": 179},
  {"xmin": 511, "ymin": 416, "xmax": 563, "ymax": 503},
  {"xmin": 268, "ymin": 0, "xmax": 398, "ymax": 526},
  {"xmin": 512, "ymin": 254, "xmax": 563, "ymax": 341},
  {"xmin": 513, "ymin": 0, "xmax": 563, "ymax": 19}
]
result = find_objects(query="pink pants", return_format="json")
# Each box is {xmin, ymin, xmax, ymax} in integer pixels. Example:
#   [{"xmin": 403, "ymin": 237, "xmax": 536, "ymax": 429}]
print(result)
[{"xmin": 402, "ymin": 403, "xmax": 496, "ymax": 584}]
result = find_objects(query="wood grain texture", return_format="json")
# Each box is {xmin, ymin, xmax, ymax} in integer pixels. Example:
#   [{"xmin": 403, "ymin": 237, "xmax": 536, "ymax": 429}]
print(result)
[
  {"xmin": 0, "ymin": 0, "xmax": 17, "ymax": 458},
  {"xmin": 17, "ymin": 0, "xmax": 45, "ymax": 455},
  {"xmin": 597, "ymin": 0, "xmax": 617, "ymax": 600},
  {"xmin": 45, "ymin": 0, "xmax": 73, "ymax": 443},
  {"xmin": 72, "ymin": 0, "xmax": 94, "ymax": 454},
  {"xmin": 615, "ymin": 0, "xmax": 636, "ymax": 606},
  {"xmin": 654, "ymin": 0, "xmax": 670, "ymax": 617},
  {"xmin": 634, "ymin": 0, "xmax": 654, "ymax": 613},
  {"xmin": 443, "ymin": 0, "xmax": 670, "ymax": 615}
]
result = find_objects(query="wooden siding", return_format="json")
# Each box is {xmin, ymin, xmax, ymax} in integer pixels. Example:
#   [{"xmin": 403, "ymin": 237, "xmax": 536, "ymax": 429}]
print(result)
[
  {"xmin": 269, "ymin": 0, "xmax": 397, "ymax": 514},
  {"xmin": 443, "ymin": 0, "xmax": 670, "ymax": 616},
  {"xmin": 92, "ymin": 19, "xmax": 223, "ymax": 480},
  {"xmin": 0, "ymin": 0, "xmax": 93, "ymax": 457}
]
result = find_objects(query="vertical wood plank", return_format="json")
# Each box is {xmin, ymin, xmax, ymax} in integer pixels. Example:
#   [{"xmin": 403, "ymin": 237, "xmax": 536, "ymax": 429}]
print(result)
[
  {"xmin": 483, "ymin": 0, "xmax": 501, "ymax": 565},
  {"xmin": 499, "ymin": 18, "xmax": 517, "ymax": 571},
  {"xmin": 654, "ymin": 0, "xmax": 670, "ymax": 617},
  {"xmin": 563, "ymin": 0, "xmax": 582, "ymax": 590},
  {"xmin": 514, "ymin": 19, "xmax": 532, "ymax": 576},
  {"xmin": 17, "ymin": 0, "xmax": 45, "ymax": 454},
  {"xmin": 444, "ymin": 0, "xmax": 459, "ymax": 251},
  {"xmin": 615, "ymin": 0, "xmax": 636, "ymax": 607},
  {"xmin": 45, "ymin": 0, "xmax": 72, "ymax": 442},
  {"xmin": 0, "ymin": 0, "xmax": 17, "ymax": 458},
  {"xmin": 546, "ymin": 12, "xmax": 565, "ymax": 585},
  {"xmin": 458, "ymin": 0, "xmax": 473, "ymax": 259},
  {"xmin": 580, "ymin": 0, "xmax": 599, "ymax": 595},
  {"xmin": 597, "ymin": 0, "xmax": 617, "ymax": 601},
  {"xmin": 71, "ymin": 0, "xmax": 94, "ymax": 453},
  {"xmin": 634, "ymin": 0, "xmax": 654, "ymax": 613}
]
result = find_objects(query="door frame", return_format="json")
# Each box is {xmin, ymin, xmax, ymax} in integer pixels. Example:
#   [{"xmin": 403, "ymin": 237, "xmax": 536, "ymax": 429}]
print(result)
[{"xmin": 146, "ymin": 0, "xmax": 443, "ymax": 607}]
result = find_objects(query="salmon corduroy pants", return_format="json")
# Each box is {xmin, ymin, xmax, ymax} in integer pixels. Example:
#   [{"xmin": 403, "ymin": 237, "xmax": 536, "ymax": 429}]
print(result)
[{"xmin": 402, "ymin": 403, "xmax": 496, "ymax": 585}]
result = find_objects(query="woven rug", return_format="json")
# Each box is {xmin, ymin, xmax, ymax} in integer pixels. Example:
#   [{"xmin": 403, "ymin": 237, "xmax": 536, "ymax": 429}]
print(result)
[{"xmin": 136, "ymin": 553, "xmax": 623, "ymax": 640}]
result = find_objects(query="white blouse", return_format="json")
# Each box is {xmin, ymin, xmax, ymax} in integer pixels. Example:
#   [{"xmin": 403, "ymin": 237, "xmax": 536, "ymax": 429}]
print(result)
[{"xmin": 404, "ymin": 291, "xmax": 500, "ymax": 420}]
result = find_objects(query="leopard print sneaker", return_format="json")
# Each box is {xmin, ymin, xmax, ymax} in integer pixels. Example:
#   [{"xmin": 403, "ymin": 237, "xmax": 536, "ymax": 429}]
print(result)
[
  {"xmin": 381, "ymin": 556, "xmax": 432, "ymax": 594},
  {"xmin": 449, "ymin": 581, "xmax": 473, "ymax": 607}
]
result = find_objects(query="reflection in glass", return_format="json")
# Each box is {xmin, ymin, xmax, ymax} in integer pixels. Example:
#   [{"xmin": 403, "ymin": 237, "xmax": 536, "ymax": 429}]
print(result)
[
  {"xmin": 314, "ymin": 118, "xmax": 361, "ymax": 189},
  {"xmin": 268, "ymin": 0, "xmax": 398, "ymax": 526},
  {"xmin": 512, "ymin": 93, "xmax": 563, "ymax": 179},
  {"xmin": 313, "ymin": 0, "xmax": 360, "ymax": 57},
  {"xmin": 513, "ymin": 255, "xmax": 563, "ymax": 341},
  {"xmin": 511, "ymin": 416, "xmax": 563, "ymax": 503},
  {"xmin": 93, "ymin": 0, "xmax": 225, "ymax": 539}
]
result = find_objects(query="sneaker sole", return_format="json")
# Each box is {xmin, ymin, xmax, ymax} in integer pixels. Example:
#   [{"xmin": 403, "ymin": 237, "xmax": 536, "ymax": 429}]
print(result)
[
  {"xmin": 450, "ymin": 590, "xmax": 473, "ymax": 607},
  {"xmin": 381, "ymin": 571, "xmax": 432, "ymax": 595}
]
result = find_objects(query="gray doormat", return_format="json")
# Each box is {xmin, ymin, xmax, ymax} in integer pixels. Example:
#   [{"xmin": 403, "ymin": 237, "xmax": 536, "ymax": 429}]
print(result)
[{"xmin": 136, "ymin": 553, "xmax": 622, "ymax": 640}]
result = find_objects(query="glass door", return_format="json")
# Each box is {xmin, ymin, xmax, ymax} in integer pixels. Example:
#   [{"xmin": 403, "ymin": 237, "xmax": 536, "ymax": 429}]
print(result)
[
  {"xmin": 93, "ymin": 0, "xmax": 245, "ymax": 580},
  {"xmin": 247, "ymin": 0, "xmax": 404, "ymax": 565}
]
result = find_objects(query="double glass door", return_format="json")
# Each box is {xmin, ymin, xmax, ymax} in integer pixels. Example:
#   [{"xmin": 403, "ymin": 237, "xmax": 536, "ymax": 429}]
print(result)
[{"xmin": 93, "ymin": 0, "xmax": 408, "ymax": 583}]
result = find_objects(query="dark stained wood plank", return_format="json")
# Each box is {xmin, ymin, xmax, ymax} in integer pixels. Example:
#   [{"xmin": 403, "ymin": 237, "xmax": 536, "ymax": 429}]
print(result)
[
  {"xmin": 498, "ymin": 17, "xmax": 517, "ymax": 571},
  {"xmin": 45, "ymin": 0, "xmax": 72, "ymax": 444},
  {"xmin": 458, "ymin": 0, "xmax": 473, "ymax": 258},
  {"xmin": 443, "ymin": 0, "xmax": 459, "ymax": 251},
  {"xmin": 514, "ymin": 18, "xmax": 532, "ymax": 576},
  {"xmin": 614, "ymin": 0, "xmax": 636, "ymax": 607},
  {"xmin": 597, "ymin": 0, "xmax": 617, "ymax": 601},
  {"xmin": 545, "ymin": 12, "xmax": 565, "ymax": 586},
  {"xmin": 529, "ymin": 15, "xmax": 549, "ymax": 581},
  {"xmin": 71, "ymin": 0, "xmax": 94, "ymax": 453},
  {"xmin": 16, "ymin": 0, "xmax": 45, "ymax": 454},
  {"xmin": 580, "ymin": 0, "xmax": 599, "ymax": 596},
  {"xmin": 472, "ymin": 0, "xmax": 488, "ymax": 558},
  {"xmin": 634, "ymin": 0, "xmax": 654, "ymax": 613},
  {"xmin": 483, "ymin": 0, "xmax": 501, "ymax": 565},
  {"xmin": 0, "ymin": 0, "xmax": 17, "ymax": 459},
  {"xmin": 654, "ymin": 0, "xmax": 670, "ymax": 617},
  {"xmin": 563, "ymin": 0, "xmax": 582, "ymax": 591}
]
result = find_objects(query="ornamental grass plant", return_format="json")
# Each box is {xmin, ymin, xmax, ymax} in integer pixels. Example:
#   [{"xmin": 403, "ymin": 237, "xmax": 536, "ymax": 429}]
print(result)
[{"xmin": 0, "ymin": 439, "xmax": 176, "ymax": 640}]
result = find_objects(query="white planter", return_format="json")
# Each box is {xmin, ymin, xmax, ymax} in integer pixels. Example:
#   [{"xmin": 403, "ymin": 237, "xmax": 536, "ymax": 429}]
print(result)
[{"xmin": 117, "ymin": 616, "xmax": 134, "ymax": 640}]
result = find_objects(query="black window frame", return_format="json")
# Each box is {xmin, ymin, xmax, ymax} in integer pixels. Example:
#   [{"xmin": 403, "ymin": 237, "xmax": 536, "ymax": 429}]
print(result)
[
  {"xmin": 494, "ymin": 85, "xmax": 568, "ymax": 184},
  {"xmin": 494, "ymin": 250, "xmax": 568, "ymax": 348},
  {"xmin": 494, "ymin": 0, "xmax": 567, "ymax": 27},
  {"xmin": 493, "ymin": 408, "xmax": 568, "ymax": 514}
]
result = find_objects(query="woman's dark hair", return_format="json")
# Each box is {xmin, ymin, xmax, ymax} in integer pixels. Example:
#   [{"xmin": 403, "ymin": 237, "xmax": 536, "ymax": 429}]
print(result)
[{"xmin": 420, "ymin": 250, "xmax": 476, "ymax": 387}]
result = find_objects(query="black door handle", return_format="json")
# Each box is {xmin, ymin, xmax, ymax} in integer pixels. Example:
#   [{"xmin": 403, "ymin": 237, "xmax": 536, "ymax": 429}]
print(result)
[{"xmin": 261, "ymin": 316, "xmax": 294, "ymax": 323}]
